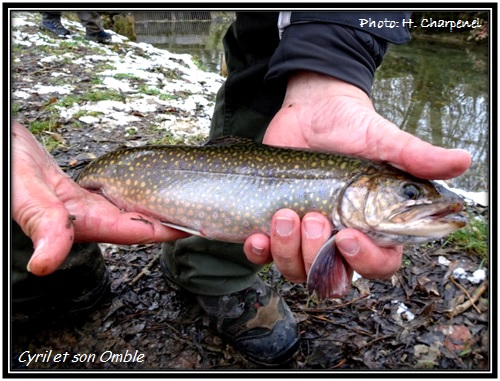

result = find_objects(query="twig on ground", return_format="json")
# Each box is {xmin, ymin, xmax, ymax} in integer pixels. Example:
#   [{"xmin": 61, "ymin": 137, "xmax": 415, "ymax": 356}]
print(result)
[
  {"xmin": 128, "ymin": 251, "xmax": 161, "ymax": 286},
  {"xmin": 445, "ymin": 278, "xmax": 488, "ymax": 317}
]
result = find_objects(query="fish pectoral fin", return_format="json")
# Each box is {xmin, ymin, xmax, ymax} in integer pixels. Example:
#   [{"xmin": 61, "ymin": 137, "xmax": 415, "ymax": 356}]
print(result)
[
  {"xmin": 160, "ymin": 222, "xmax": 205, "ymax": 237},
  {"xmin": 307, "ymin": 235, "xmax": 354, "ymax": 301}
]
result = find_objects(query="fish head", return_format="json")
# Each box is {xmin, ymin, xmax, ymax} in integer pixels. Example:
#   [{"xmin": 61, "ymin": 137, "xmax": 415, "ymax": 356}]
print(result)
[{"xmin": 334, "ymin": 171, "xmax": 468, "ymax": 246}]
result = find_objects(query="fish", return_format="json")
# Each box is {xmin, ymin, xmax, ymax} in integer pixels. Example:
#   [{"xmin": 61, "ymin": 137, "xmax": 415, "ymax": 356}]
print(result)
[{"xmin": 76, "ymin": 136, "xmax": 468, "ymax": 300}]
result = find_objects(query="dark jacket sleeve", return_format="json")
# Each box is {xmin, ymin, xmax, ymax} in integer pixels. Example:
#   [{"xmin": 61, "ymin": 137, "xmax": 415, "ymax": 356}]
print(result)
[{"xmin": 265, "ymin": 12, "xmax": 412, "ymax": 96}]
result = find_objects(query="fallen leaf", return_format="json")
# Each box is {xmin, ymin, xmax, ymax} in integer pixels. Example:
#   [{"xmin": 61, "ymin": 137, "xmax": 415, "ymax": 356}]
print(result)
[{"xmin": 441, "ymin": 324, "xmax": 473, "ymax": 352}]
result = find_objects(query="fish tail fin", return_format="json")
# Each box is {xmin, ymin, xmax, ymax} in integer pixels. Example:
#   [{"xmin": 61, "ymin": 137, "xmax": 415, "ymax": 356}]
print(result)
[{"xmin": 307, "ymin": 235, "xmax": 354, "ymax": 301}]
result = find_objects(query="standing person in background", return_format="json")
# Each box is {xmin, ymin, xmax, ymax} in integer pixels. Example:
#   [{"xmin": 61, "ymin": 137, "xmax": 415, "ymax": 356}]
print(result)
[{"xmin": 40, "ymin": 11, "xmax": 112, "ymax": 43}]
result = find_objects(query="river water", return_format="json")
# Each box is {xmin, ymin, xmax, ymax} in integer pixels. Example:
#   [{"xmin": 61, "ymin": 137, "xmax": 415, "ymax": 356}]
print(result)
[{"xmin": 135, "ymin": 13, "xmax": 489, "ymax": 192}]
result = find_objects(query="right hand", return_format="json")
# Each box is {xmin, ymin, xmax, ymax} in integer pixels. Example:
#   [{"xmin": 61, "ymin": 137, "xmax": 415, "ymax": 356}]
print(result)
[
  {"xmin": 12, "ymin": 121, "xmax": 187, "ymax": 276},
  {"xmin": 243, "ymin": 72, "xmax": 471, "ymax": 290}
]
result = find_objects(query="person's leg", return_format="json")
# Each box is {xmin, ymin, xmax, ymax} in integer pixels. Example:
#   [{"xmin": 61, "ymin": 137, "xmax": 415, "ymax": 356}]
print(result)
[
  {"xmin": 76, "ymin": 11, "xmax": 112, "ymax": 43},
  {"xmin": 39, "ymin": 11, "xmax": 70, "ymax": 37},
  {"xmin": 160, "ymin": 13, "xmax": 299, "ymax": 366}
]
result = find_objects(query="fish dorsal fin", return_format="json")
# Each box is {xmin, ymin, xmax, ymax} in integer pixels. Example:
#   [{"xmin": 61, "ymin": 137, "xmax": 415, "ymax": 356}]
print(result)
[{"xmin": 204, "ymin": 135, "xmax": 257, "ymax": 146}]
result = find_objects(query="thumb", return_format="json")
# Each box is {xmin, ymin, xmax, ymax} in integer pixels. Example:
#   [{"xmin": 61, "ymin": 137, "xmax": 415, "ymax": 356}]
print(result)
[
  {"xmin": 335, "ymin": 229, "xmax": 402, "ymax": 279},
  {"xmin": 25, "ymin": 206, "xmax": 76, "ymax": 276}
]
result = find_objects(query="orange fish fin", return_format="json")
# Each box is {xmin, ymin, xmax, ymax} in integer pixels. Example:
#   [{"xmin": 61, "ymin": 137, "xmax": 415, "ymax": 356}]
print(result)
[{"xmin": 307, "ymin": 235, "xmax": 354, "ymax": 301}]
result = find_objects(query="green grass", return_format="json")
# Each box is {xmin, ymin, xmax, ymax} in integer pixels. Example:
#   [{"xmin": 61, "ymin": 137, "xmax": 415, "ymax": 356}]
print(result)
[
  {"xmin": 125, "ymin": 127, "xmax": 138, "ymax": 136},
  {"xmin": 90, "ymin": 77, "xmax": 104, "ymax": 85},
  {"xmin": 11, "ymin": 103, "xmax": 21, "ymax": 117},
  {"xmin": 58, "ymin": 40, "xmax": 80, "ymax": 50},
  {"xmin": 191, "ymin": 56, "xmax": 208, "ymax": 72},
  {"xmin": 81, "ymin": 89, "xmax": 124, "ymax": 102},
  {"xmin": 28, "ymin": 120, "xmax": 54, "ymax": 134},
  {"xmin": 114, "ymin": 73, "xmax": 142, "ymax": 81},
  {"xmin": 71, "ymin": 109, "xmax": 104, "ymax": 119},
  {"xmin": 137, "ymin": 84, "xmax": 161, "ymax": 96},
  {"xmin": 149, "ymin": 131, "xmax": 186, "ymax": 146},
  {"xmin": 57, "ymin": 94, "xmax": 81, "ymax": 108},
  {"xmin": 28, "ymin": 120, "xmax": 63, "ymax": 152},
  {"xmin": 93, "ymin": 62, "xmax": 116, "ymax": 72},
  {"xmin": 445, "ymin": 212, "xmax": 488, "ymax": 262},
  {"xmin": 159, "ymin": 93, "xmax": 178, "ymax": 101}
]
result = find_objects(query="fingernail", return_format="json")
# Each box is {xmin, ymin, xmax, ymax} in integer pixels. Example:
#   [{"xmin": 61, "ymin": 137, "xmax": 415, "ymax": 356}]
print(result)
[
  {"xmin": 304, "ymin": 217, "xmax": 325, "ymax": 239},
  {"xmin": 252, "ymin": 244, "xmax": 264, "ymax": 256},
  {"xmin": 337, "ymin": 236, "xmax": 359, "ymax": 256},
  {"xmin": 276, "ymin": 216, "xmax": 294, "ymax": 237},
  {"xmin": 27, "ymin": 238, "xmax": 46, "ymax": 272}
]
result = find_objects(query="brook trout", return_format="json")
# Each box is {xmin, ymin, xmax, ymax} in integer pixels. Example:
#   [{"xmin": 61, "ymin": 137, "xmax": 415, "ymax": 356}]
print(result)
[{"xmin": 76, "ymin": 136, "xmax": 467, "ymax": 300}]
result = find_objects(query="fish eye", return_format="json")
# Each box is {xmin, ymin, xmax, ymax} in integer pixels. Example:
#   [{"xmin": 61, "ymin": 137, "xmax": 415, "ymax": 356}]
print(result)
[{"xmin": 403, "ymin": 184, "xmax": 421, "ymax": 200}]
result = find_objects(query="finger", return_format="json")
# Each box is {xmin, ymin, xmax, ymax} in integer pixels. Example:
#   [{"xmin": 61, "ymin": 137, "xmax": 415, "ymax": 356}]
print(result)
[
  {"xmin": 371, "ymin": 124, "xmax": 471, "ymax": 180},
  {"xmin": 25, "ymin": 207, "xmax": 75, "ymax": 276},
  {"xmin": 300, "ymin": 212, "xmax": 333, "ymax": 273},
  {"xmin": 335, "ymin": 229, "xmax": 403, "ymax": 279},
  {"xmin": 13, "ymin": 172, "xmax": 76, "ymax": 276},
  {"xmin": 243, "ymin": 233, "xmax": 272, "ymax": 265},
  {"xmin": 68, "ymin": 190, "xmax": 189, "ymax": 244},
  {"xmin": 269, "ymin": 209, "xmax": 305, "ymax": 283}
]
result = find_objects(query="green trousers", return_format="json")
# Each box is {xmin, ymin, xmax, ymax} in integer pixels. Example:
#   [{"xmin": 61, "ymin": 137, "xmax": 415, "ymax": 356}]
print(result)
[{"xmin": 161, "ymin": 13, "xmax": 287, "ymax": 295}]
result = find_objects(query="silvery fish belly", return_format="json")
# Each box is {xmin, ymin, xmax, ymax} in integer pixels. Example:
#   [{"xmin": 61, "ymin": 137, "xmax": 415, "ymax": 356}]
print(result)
[{"xmin": 77, "ymin": 136, "xmax": 468, "ymax": 300}]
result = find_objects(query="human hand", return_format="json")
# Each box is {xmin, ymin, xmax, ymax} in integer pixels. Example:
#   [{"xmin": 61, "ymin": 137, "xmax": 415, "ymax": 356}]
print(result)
[
  {"xmin": 12, "ymin": 121, "xmax": 187, "ymax": 276},
  {"xmin": 243, "ymin": 71, "xmax": 471, "ymax": 291}
]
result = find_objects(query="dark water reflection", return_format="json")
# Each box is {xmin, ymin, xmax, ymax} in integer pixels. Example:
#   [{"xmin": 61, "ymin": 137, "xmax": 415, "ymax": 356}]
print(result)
[
  {"xmin": 136, "ymin": 15, "xmax": 489, "ymax": 192},
  {"xmin": 373, "ymin": 39, "xmax": 489, "ymax": 191}
]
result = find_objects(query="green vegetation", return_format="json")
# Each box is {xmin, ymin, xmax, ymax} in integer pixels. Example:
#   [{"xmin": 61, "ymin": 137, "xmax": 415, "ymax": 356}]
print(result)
[
  {"xmin": 11, "ymin": 103, "xmax": 20, "ymax": 117},
  {"xmin": 57, "ymin": 94, "xmax": 81, "ymax": 108},
  {"xmin": 51, "ymin": 90, "xmax": 123, "ymax": 110},
  {"xmin": 111, "ymin": 13, "xmax": 137, "ymax": 41},
  {"xmin": 114, "ymin": 73, "xmax": 142, "ymax": 81},
  {"xmin": 90, "ymin": 76, "xmax": 104, "ymax": 85},
  {"xmin": 28, "ymin": 119, "xmax": 63, "ymax": 152},
  {"xmin": 93, "ymin": 62, "xmax": 116, "ymax": 72},
  {"xmin": 192, "ymin": 56, "xmax": 208, "ymax": 72},
  {"xmin": 79, "ymin": 89, "xmax": 124, "ymax": 103},
  {"xmin": 28, "ymin": 120, "xmax": 55, "ymax": 134},
  {"xmin": 159, "ymin": 93, "xmax": 177, "ymax": 101},
  {"xmin": 71, "ymin": 109, "xmax": 104, "ymax": 119},
  {"xmin": 445, "ymin": 213, "xmax": 488, "ymax": 262},
  {"xmin": 149, "ymin": 130, "xmax": 187, "ymax": 145},
  {"xmin": 401, "ymin": 255, "xmax": 413, "ymax": 267},
  {"xmin": 58, "ymin": 40, "xmax": 80, "ymax": 50},
  {"xmin": 125, "ymin": 126, "xmax": 138, "ymax": 135},
  {"xmin": 148, "ymin": 129, "xmax": 207, "ymax": 146},
  {"xmin": 150, "ymin": 66, "xmax": 183, "ymax": 80},
  {"xmin": 137, "ymin": 84, "xmax": 161, "ymax": 96}
]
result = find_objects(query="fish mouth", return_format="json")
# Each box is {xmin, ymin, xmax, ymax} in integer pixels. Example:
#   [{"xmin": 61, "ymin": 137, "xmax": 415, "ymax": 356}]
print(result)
[
  {"xmin": 390, "ymin": 202, "xmax": 464, "ymax": 222},
  {"xmin": 386, "ymin": 201, "xmax": 468, "ymax": 235}
]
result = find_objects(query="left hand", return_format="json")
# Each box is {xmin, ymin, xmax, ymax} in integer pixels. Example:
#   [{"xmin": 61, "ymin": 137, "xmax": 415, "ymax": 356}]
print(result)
[
  {"xmin": 243, "ymin": 71, "xmax": 471, "ymax": 288},
  {"xmin": 12, "ymin": 121, "xmax": 187, "ymax": 276}
]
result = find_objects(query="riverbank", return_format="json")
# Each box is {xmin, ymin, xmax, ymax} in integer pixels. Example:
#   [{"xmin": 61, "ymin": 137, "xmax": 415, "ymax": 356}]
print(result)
[
  {"xmin": 10, "ymin": 11, "xmax": 489, "ymax": 374},
  {"xmin": 11, "ymin": 12, "xmax": 223, "ymax": 155}
]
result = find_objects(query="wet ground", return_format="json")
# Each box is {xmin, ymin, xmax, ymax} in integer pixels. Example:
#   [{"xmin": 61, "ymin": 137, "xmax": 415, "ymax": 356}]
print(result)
[{"xmin": 9, "ymin": 12, "xmax": 490, "ymax": 375}]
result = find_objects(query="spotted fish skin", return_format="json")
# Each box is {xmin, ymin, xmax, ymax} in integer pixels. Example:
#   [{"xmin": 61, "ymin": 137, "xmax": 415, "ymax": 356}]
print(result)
[
  {"xmin": 76, "ymin": 136, "xmax": 467, "ymax": 300},
  {"xmin": 76, "ymin": 137, "xmax": 369, "ymax": 241}
]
